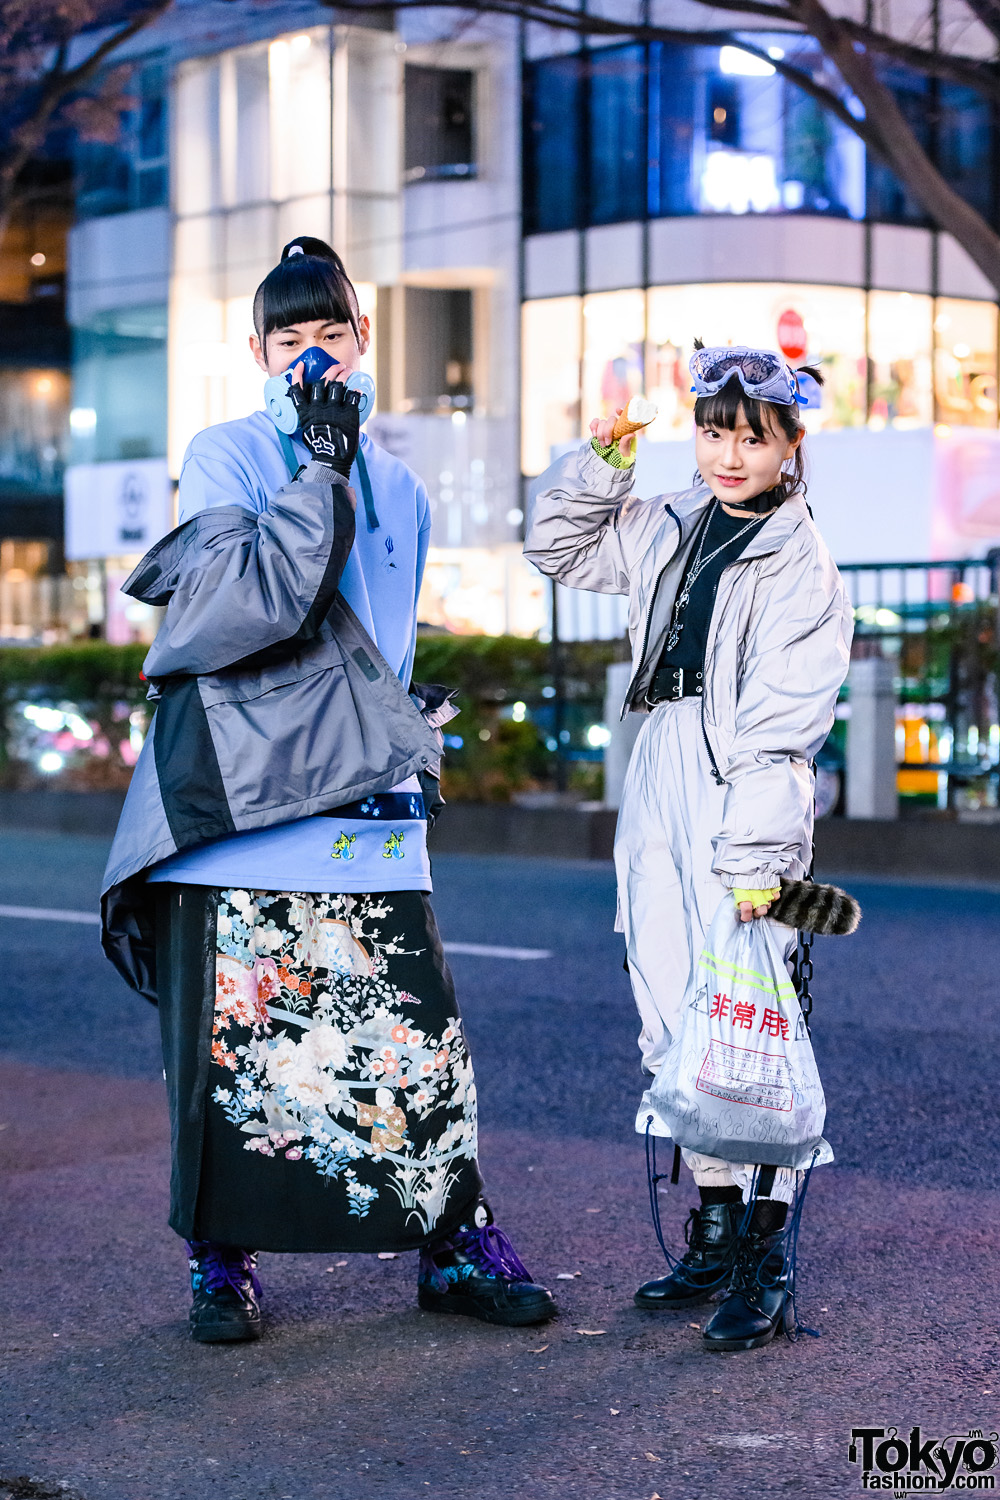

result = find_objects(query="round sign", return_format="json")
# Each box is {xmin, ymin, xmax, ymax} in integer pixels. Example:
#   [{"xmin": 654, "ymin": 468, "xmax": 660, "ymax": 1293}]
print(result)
[{"xmin": 777, "ymin": 308, "xmax": 807, "ymax": 363}]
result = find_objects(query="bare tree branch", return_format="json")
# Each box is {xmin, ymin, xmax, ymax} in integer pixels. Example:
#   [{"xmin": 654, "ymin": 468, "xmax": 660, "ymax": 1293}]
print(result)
[
  {"xmin": 339, "ymin": 0, "xmax": 1000, "ymax": 290},
  {"xmin": 333, "ymin": 0, "xmax": 887, "ymax": 147},
  {"xmin": 794, "ymin": 0, "xmax": 1000, "ymax": 286},
  {"xmin": 959, "ymin": 0, "xmax": 1000, "ymax": 45},
  {"xmin": 0, "ymin": 1, "xmax": 173, "ymax": 244},
  {"xmin": 680, "ymin": 0, "xmax": 1000, "ymax": 95},
  {"xmin": 838, "ymin": 17, "xmax": 1000, "ymax": 97}
]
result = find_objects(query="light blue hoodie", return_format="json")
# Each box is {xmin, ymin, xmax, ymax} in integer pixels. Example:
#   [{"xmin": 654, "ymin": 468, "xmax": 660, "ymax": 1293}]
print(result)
[
  {"xmin": 177, "ymin": 412, "xmax": 431, "ymax": 686},
  {"xmin": 148, "ymin": 413, "xmax": 433, "ymax": 894}
]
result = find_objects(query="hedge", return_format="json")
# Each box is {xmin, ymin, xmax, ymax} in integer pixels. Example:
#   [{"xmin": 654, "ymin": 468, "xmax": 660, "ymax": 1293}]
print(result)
[{"xmin": 0, "ymin": 635, "xmax": 626, "ymax": 800}]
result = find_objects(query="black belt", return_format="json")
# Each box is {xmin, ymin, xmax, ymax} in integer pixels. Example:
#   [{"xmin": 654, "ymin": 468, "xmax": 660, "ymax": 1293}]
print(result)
[{"xmin": 647, "ymin": 666, "xmax": 704, "ymax": 704}]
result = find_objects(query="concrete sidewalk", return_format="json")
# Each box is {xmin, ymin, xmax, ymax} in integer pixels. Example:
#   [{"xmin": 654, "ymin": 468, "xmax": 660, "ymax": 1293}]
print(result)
[
  {"xmin": 2, "ymin": 847, "xmax": 999, "ymax": 1499},
  {"xmin": 2, "ymin": 1056, "xmax": 997, "ymax": 1500}
]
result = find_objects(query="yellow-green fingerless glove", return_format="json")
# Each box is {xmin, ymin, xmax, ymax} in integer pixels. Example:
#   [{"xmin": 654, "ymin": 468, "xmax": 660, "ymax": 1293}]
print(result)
[
  {"xmin": 591, "ymin": 436, "xmax": 636, "ymax": 470},
  {"xmin": 733, "ymin": 887, "xmax": 781, "ymax": 908}
]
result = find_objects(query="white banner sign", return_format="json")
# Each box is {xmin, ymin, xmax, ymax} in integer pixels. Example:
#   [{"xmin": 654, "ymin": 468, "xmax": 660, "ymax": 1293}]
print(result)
[{"xmin": 64, "ymin": 458, "xmax": 174, "ymax": 561}]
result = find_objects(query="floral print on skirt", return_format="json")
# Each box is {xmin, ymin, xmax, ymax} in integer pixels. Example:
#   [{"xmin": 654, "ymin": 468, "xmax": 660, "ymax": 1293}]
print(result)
[{"xmin": 192, "ymin": 887, "xmax": 483, "ymax": 1253}]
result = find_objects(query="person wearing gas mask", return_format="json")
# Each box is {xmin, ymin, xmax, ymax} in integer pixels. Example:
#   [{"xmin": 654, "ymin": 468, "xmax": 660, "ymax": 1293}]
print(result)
[
  {"xmin": 525, "ymin": 344, "xmax": 853, "ymax": 1352},
  {"xmin": 100, "ymin": 237, "xmax": 556, "ymax": 1343}
]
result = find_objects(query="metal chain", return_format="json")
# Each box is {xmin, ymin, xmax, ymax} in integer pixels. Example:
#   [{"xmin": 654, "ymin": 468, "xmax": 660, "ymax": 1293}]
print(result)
[
  {"xmin": 664, "ymin": 504, "xmax": 767, "ymax": 652},
  {"xmin": 796, "ymin": 927, "xmax": 814, "ymax": 1036},
  {"xmin": 794, "ymin": 826, "xmax": 817, "ymax": 1037}
]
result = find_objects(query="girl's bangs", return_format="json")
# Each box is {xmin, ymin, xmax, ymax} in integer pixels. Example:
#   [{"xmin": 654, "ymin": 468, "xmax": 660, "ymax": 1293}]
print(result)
[
  {"xmin": 256, "ymin": 259, "xmax": 358, "ymax": 342},
  {"xmin": 693, "ymin": 379, "xmax": 769, "ymax": 438}
]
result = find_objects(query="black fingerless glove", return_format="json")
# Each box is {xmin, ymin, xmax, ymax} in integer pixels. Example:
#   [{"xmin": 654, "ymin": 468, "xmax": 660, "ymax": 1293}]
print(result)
[{"xmin": 290, "ymin": 378, "xmax": 361, "ymax": 478}]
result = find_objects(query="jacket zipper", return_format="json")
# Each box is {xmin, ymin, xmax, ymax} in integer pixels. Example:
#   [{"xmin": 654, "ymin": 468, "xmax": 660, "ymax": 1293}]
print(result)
[
  {"xmin": 621, "ymin": 504, "xmax": 682, "ymax": 719},
  {"xmin": 700, "ymin": 563, "xmax": 729, "ymax": 785},
  {"xmin": 700, "ymin": 544, "xmax": 783, "ymax": 786}
]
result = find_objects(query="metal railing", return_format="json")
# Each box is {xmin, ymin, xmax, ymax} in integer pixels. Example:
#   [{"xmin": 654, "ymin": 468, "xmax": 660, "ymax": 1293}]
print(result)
[{"xmin": 839, "ymin": 555, "xmax": 1000, "ymax": 810}]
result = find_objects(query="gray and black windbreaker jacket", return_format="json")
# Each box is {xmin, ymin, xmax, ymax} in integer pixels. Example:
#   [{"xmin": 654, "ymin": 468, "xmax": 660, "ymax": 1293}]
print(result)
[{"xmin": 101, "ymin": 459, "xmax": 446, "ymax": 1004}]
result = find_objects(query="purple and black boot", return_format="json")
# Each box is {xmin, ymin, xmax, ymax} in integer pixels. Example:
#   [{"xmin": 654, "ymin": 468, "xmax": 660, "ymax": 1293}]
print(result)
[
  {"xmin": 418, "ymin": 1201, "xmax": 557, "ymax": 1327},
  {"xmin": 186, "ymin": 1240, "xmax": 263, "ymax": 1343}
]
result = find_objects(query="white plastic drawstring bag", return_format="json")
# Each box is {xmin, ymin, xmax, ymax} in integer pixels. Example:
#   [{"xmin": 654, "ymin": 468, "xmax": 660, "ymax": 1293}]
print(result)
[{"xmin": 637, "ymin": 897, "xmax": 833, "ymax": 1170}]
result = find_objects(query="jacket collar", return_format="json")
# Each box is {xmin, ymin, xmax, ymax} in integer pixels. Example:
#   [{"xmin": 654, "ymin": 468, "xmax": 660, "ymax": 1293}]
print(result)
[{"xmin": 665, "ymin": 484, "xmax": 808, "ymax": 562}]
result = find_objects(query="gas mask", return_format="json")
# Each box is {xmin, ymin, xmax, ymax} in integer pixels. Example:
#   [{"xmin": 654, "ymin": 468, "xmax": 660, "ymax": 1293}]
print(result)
[{"xmin": 264, "ymin": 345, "xmax": 375, "ymax": 435}]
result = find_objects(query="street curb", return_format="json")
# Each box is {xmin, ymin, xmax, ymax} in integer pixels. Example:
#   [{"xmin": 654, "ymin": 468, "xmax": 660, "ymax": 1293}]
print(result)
[
  {"xmin": 0, "ymin": 789, "xmax": 128, "ymax": 836},
  {"xmin": 0, "ymin": 791, "xmax": 995, "ymax": 881},
  {"xmin": 428, "ymin": 802, "xmax": 1000, "ymax": 881}
]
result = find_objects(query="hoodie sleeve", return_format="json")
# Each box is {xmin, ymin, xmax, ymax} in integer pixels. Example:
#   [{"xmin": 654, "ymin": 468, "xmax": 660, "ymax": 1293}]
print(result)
[
  {"xmin": 711, "ymin": 538, "xmax": 854, "ymax": 890},
  {"xmin": 129, "ymin": 460, "xmax": 357, "ymax": 678}
]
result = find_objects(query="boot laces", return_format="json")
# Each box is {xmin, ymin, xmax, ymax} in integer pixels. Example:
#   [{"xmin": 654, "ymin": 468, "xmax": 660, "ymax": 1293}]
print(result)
[
  {"xmin": 729, "ymin": 1230, "xmax": 783, "ymax": 1300},
  {"xmin": 451, "ymin": 1222, "xmax": 532, "ymax": 1283},
  {"xmin": 187, "ymin": 1240, "xmax": 261, "ymax": 1298}
]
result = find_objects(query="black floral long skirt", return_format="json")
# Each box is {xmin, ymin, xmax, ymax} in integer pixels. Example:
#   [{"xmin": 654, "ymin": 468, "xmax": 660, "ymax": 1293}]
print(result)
[{"xmin": 154, "ymin": 884, "xmax": 483, "ymax": 1253}]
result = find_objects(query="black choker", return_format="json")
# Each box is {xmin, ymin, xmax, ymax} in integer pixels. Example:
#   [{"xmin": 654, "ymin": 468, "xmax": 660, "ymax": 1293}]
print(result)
[{"xmin": 738, "ymin": 485, "xmax": 786, "ymax": 515}]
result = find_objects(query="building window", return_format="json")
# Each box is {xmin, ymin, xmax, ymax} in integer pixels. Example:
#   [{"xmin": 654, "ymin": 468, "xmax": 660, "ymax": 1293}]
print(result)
[
  {"xmin": 937, "ymin": 83, "xmax": 995, "ymax": 227},
  {"xmin": 523, "ymin": 282, "xmax": 1000, "ymax": 472},
  {"xmin": 868, "ymin": 292, "xmax": 933, "ymax": 429},
  {"xmin": 70, "ymin": 306, "xmax": 167, "ymax": 465},
  {"xmin": 521, "ymin": 296, "xmax": 582, "ymax": 474},
  {"xmin": 0, "ymin": 368, "xmax": 70, "ymax": 495},
  {"xmin": 524, "ymin": 53, "xmax": 584, "ymax": 233},
  {"xmin": 865, "ymin": 64, "xmax": 930, "ymax": 226},
  {"xmin": 589, "ymin": 46, "xmax": 646, "ymax": 225},
  {"xmin": 401, "ymin": 288, "xmax": 474, "ymax": 413},
  {"xmin": 647, "ymin": 283, "xmax": 867, "ymax": 438},
  {"xmin": 76, "ymin": 62, "xmax": 168, "ymax": 219},
  {"xmin": 582, "ymin": 289, "xmax": 646, "ymax": 435},
  {"xmin": 522, "ymin": 282, "xmax": 876, "ymax": 472},
  {"xmin": 404, "ymin": 65, "xmax": 476, "ymax": 182},
  {"xmin": 526, "ymin": 40, "xmax": 867, "ymax": 229},
  {"xmin": 525, "ymin": 39, "xmax": 999, "ymax": 231},
  {"xmin": 933, "ymin": 297, "xmax": 998, "ymax": 428}
]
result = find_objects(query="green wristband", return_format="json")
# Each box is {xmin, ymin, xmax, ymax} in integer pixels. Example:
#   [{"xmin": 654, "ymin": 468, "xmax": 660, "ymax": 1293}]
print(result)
[{"xmin": 591, "ymin": 436, "xmax": 635, "ymax": 471}]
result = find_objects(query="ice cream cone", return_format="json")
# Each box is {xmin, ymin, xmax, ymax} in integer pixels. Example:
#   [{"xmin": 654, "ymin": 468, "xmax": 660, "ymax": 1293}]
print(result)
[{"xmin": 612, "ymin": 396, "xmax": 657, "ymax": 442}]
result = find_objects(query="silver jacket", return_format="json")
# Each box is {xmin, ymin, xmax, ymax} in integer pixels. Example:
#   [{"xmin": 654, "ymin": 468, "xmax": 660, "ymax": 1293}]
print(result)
[
  {"xmin": 524, "ymin": 442, "xmax": 854, "ymax": 889},
  {"xmin": 101, "ymin": 460, "xmax": 446, "ymax": 1001}
]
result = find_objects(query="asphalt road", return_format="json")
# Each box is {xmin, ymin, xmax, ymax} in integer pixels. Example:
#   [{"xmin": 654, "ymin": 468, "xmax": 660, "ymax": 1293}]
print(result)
[{"xmin": 1, "ymin": 830, "xmax": 998, "ymax": 1500}]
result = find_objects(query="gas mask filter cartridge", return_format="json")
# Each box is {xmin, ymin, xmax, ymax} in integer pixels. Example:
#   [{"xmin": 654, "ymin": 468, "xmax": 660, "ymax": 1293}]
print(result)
[{"xmin": 264, "ymin": 345, "xmax": 375, "ymax": 434}]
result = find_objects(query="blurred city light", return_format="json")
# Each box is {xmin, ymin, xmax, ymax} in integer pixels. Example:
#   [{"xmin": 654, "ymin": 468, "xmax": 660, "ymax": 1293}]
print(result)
[
  {"xmin": 23, "ymin": 704, "xmax": 93, "ymax": 741},
  {"xmin": 719, "ymin": 45, "xmax": 775, "ymax": 76},
  {"xmin": 701, "ymin": 151, "xmax": 780, "ymax": 214}
]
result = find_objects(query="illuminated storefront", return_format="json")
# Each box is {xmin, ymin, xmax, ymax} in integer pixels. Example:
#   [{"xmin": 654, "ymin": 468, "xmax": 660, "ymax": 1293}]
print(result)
[{"xmin": 522, "ymin": 284, "xmax": 999, "ymax": 475}]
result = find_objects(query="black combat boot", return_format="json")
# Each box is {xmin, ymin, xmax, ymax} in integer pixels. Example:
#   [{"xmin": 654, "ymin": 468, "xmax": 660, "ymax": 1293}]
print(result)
[
  {"xmin": 634, "ymin": 1200, "xmax": 743, "ymax": 1310},
  {"xmin": 418, "ymin": 1201, "xmax": 557, "ymax": 1327},
  {"xmin": 702, "ymin": 1200, "xmax": 789, "ymax": 1352},
  {"xmin": 186, "ymin": 1240, "xmax": 263, "ymax": 1344}
]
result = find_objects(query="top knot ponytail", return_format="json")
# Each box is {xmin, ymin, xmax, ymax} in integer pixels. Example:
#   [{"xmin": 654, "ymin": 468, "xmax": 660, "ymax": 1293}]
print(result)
[
  {"xmin": 280, "ymin": 236, "xmax": 342, "ymax": 266},
  {"xmin": 254, "ymin": 236, "xmax": 360, "ymax": 348}
]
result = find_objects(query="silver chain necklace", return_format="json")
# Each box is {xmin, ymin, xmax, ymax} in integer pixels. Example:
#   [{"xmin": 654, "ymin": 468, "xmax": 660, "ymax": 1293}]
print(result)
[{"xmin": 664, "ymin": 502, "xmax": 766, "ymax": 652}]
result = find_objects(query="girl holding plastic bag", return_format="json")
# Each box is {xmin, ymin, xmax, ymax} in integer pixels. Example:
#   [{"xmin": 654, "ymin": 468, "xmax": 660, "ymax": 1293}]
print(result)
[{"xmin": 525, "ymin": 344, "xmax": 853, "ymax": 1351}]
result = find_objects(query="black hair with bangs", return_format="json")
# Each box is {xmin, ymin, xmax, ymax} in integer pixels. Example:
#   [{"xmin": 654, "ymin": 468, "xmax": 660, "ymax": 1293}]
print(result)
[
  {"xmin": 253, "ymin": 236, "xmax": 360, "ymax": 350},
  {"xmin": 691, "ymin": 337, "xmax": 824, "ymax": 498}
]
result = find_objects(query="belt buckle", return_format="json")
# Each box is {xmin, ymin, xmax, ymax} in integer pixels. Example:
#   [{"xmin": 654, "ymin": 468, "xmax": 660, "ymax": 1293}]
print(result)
[{"xmin": 645, "ymin": 667, "xmax": 684, "ymax": 707}]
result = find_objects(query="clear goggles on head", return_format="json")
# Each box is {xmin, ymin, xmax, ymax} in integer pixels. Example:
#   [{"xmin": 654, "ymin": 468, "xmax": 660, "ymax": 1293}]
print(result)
[{"xmin": 689, "ymin": 345, "xmax": 822, "ymax": 410}]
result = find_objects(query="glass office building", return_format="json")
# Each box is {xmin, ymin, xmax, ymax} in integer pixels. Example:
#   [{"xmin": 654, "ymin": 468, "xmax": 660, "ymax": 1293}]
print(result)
[
  {"xmin": 521, "ymin": 39, "xmax": 1000, "ymax": 489},
  {"xmin": 63, "ymin": 17, "xmax": 1000, "ymax": 643}
]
